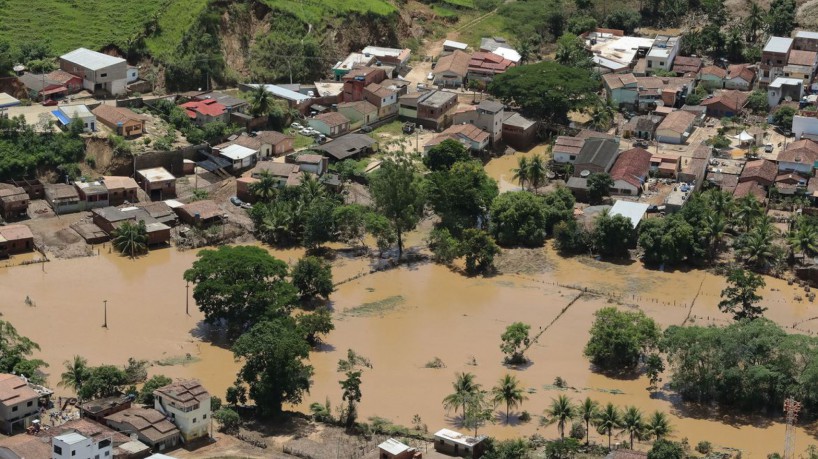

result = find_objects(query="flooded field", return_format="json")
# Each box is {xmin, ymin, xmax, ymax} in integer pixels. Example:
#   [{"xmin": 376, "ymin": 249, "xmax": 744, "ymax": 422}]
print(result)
[{"xmin": 2, "ymin": 239, "xmax": 817, "ymax": 457}]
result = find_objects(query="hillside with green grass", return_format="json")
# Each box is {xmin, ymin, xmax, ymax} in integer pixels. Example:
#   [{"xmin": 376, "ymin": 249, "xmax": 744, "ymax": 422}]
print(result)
[{"xmin": 0, "ymin": 0, "xmax": 167, "ymax": 55}]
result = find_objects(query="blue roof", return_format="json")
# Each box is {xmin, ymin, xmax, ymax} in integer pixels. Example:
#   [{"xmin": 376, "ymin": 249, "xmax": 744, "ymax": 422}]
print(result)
[{"xmin": 52, "ymin": 110, "xmax": 70, "ymax": 125}]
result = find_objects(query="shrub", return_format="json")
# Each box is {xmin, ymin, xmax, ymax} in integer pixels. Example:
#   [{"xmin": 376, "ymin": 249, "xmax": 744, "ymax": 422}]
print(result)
[
  {"xmin": 696, "ymin": 441, "xmax": 712, "ymax": 454},
  {"xmin": 213, "ymin": 408, "xmax": 240, "ymax": 433}
]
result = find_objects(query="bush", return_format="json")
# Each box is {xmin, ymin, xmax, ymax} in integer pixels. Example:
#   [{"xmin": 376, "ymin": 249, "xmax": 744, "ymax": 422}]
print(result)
[
  {"xmin": 569, "ymin": 421, "xmax": 585, "ymax": 440},
  {"xmin": 137, "ymin": 375, "xmax": 172, "ymax": 405},
  {"xmin": 291, "ymin": 256, "xmax": 333, "ymax": 299},
  {"xmin": 553, "ymin": 219, "xmax": 588, "ymax": 254},
  {"xmin": 213, "ymin": 408, "xmax": 240, "ymax": 433},
  {"xmin": 490, "ymin": 192, "xmax": 548, "ymax": 247},
  {"xmin": 696, "ymin": 441, "xmax": 712, "ymax": 454},
  {"xmin": 211, "ymin": 396, "xmax": 222, "ymax": 411}
]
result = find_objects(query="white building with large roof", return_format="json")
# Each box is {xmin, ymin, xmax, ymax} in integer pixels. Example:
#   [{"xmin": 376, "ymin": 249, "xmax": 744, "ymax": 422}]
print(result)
[{"xmin": 59, "ymin": 48, "xmax": 128, "ymax": 95}]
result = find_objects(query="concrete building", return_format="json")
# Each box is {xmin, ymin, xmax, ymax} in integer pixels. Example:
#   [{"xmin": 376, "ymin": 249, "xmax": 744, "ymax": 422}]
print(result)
[
  {"xmin": 217, "ymin": 144, "xmax": 258, "ymax": 170},
  {"xmin": 360, "ymin": 46, "xmax": 411, "ymax": 67},
  {"xmin": 292, "ymin": 154, "xmax": 329, "ymax": 176},
  {"xmin": 501, "ymin": 112, "xmax": 538, "ymax": 150},
  {"xmin": 0, "ymin": 225, "xmax": 34, "ymax": 257},
  {"xmin": 0, "ymin": 186, "xmax": 28, "ymax": 220},
  {"xmin": 467, "ymin": 52, "xmax": 515, "ymax": 83},
  {"xmin": 602, "ymin": 73, "xmax": 693, "ymax": 110},
  {"xmin": 622, "ymin": 115, "xmax": 661, "ymax": 140},
  {"xmin": 759, "ymin": 36, "xmax": 793, "ymax": 88},
  {"xmin": 398, "ymin": 90, "xmax": 458, "ymax": 130},
  {"xmin": 101, "ymin": 176, "xmax": 139, "ymax": 206},
  {"xmin": 784, "ymin": 49, "xmax": 818, "ymax": 86},
  {"xmin": 104, "ymin": 407, "xmax": 180, "ymax": 451},
  {"xmin": 52, "ymin": 431, "xmax": 113, "ymax": 459},
  {"xmin": 425, "ymin": 124, "xmax": 490, "ymax": 152},
  {"xmin": 53, "ymin": 105, "xmax": 96, "ymax": 132},
  {"xmin": 0, "ymin": 374, "xmax": 40, "ymax": 434},
  {"xmin": 699, "ymin": 65, "xmax": 727, "ymax": 90},
  {"xmin": 700, "ymin": 90, "xmax": 749, "ymax": 118},
  {"xmin": 78, "ymin": 395, "xmax": 133, "ymax": 423},
  {"xmin": 242, "ymin": 84, "xmax": 312, "ymax": 114},
  {"xmin": 59, "ymin": 48, "xmax": 128, "ymax": 95},
  {"xmin": 433, "ymin": 428, "xmax": 485, "ymax": 458},
  {"xmin": 91, "ymin": 207, "xmax": 171, "ymax": 246},
  {"xmin": 777, "ymin": 139, "xmax": 818, "ymax": 174},
  {"xmin": 153, "ymin": 380, "xmax": 211, "ymax": 444},
  {"xmin": 92, "ymin": 104, "xmax": 147, "ymax": 137},
  {"xmin": 725, "ymin": 64, "xmax": 756, "ymax": 90},
  {"xmin": 573, "ymin": 138, "xmax": 620, "ymax": 176},
  {"xmin": 137, "ymin": 167, "xmax": 176, "ymax": 201},
  {"xmin": 0, "ymin": 418, "xmax": 140, "ymax": 459},
  {"xmin": 672, "ymin": 56, "xmax": 702, "ymax": 76},
  {"xmin": 45, "ymin": 184, "xmax": 81, "ymax": 215},
  {"xmin": 587, "ymin": 34, "xmax": 654, "ymax": 73},
  {"xmin": 176, "ymin": 200, "xmax": 224, "ymax": 227},
  {"xmin": 378, "ymin": 438, "xmax": 417, "ymax": 459},
  {"xmin": 646, "ymin": 35, "xmax": 680, "ymax": 74},
  {"xmin": 308, "ymin": 112, "xmax": 351, "ymax": 137},
  {"xmin": 342, "ymin": 67, "xmax": 386, "ymax": 102},
  {"xmin": 313, "ymin": 134, "xmax": 376, "ymax": 161},
  {"xmin": 332, "ymin": 52, "xmax": 376, "ymax": 80},
  {"xmin": 180, "ymin": 99, "xmax": 227, "ymax": 125},
  {"xmin": 74, "ymin": 180, "xmax": 109, "ymax": 210},
  {"xmin": 443, "ymin": 40, "xmax": 469, "ymax": 52},
  {"xmin": 552, "ymin": 136, "xmax": 586, "ymax": 164},
  {"xmin": 794, "ymin": 30, "xmax": 818, "ymax": 53},
  {"xmin": 768, "ymin": 77, "xmax": 803, "ymax": 107},
  {"xmin": 363, "ymin": 83, "xmax": 399, "ymax": 119}
]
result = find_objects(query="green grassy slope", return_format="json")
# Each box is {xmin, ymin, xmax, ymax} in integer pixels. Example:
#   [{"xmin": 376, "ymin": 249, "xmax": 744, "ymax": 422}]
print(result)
[
  {"xmin": 144, "ymin": 0, "xmax": 210, "ymax": 59},
  {"xmin": 258, "ymin": 0, "xmax": 397, "ymax": 25},
  {"xmin": 0, "ymin": 0, "xmax": 167, "ymax": 54}
]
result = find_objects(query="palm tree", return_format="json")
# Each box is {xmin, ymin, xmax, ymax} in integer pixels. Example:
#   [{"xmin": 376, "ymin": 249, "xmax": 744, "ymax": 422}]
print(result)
[
  {"xmin": 595, "ymin": 403, "xmax": 622, "ymax": 450},
  {"xmin": 111, "ymin": 220, "xmax": 148, "ymax": 258},
  {"xmin": 542, "ymin": 394, "xmax": 577, "ymax": 440},
  {"xmin": 700, "ymin": 213, "xmax": 727, "ymax": 261},
  {"xmin": 491, "ymin": 374, "xmax": 527, "ymax": 423},
  {"xmin": 741, "ymin": 226, "xmax": 775, "ymax": 269},
  {"xmin": 298, "ymin": 173, "xmax": 327, "ymax": 205},
  {"xmin": 745, "ymin": 1, "xmax": 764, "ymax": 43},
  {"xmin": 443, "ymin": 372, "xmax": 481, "ymax": 417},
  {"xmin": 248, "ymin": 85, "xmax": 274, "ymax": 117},
  {"xmin": 527, "ymin": 154, "xmax": 547, "ymax": 192},
  {"xmin": 706, "ymin": 189, "xmax": 734, "ymax": 219},
  {"xmin": 512, "ymin": 156, "xmax": 530, "ymax": 191},
  {"xmin": 733, "ymin": 195, "xmax": 763, "ymax": 232},
  {"xmin": 620, "ymin": 406, "xmax": 644, "ymax": 449},
  {"xmin": 644, "ymin": 411, "xmax": 673, "ymax": 441},
  {"xmin": 59, "ymin": 355, "xmax": 90, "ymax": 398},
  {"xmin": 788, "ymin": 221, "xmax": 818, "ymax": 260},
  {"xmin": 251, "ymin": 171, "xmax": 278, "ymax": 201},
  {"xmin": 579, "ymin": 397, "xmax": 600, "ymax": 445},
  {"xmin": 258, "ymin": 201, "xmax": 295, "ymax": 243}
]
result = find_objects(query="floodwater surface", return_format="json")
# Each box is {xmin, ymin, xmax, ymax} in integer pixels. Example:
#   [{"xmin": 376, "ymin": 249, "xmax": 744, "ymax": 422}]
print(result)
[{"xmin": 1, "ymin": 242, "xmax": 816, "ymax": 457}]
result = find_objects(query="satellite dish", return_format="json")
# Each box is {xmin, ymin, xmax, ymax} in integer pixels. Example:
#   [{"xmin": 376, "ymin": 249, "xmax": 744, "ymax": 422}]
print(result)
[{"xmin": 580, "ymin": 170, "xmax": 591, "ymax": 178}]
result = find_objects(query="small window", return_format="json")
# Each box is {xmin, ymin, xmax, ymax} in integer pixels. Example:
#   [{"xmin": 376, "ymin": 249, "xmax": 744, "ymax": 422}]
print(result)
[
  {"xmin": 203, "ymin": 413, "xmax": 207, "ymax": 419},
  {"xmin": 54, "ymin": 446, "xmax": 63, "ymax": 454},
  {"xmin": 105, "ymin": 452, "xmax": 110, "ymax": 457},
  {"xmin": 100, "ymin": 73, "xmax": 108, "ymax": 78},
  {"xmin": 193, "ymin": 417, "xmax": 197, "ymax": 423},
  {"xmin": 12, "ymin": 406, "xmax": 17, "ymax": 412},
  {"xmin": 72, "ymin": 451, "xmax": 76, "ymax": 457},
  {"xmin": 26, "ymin": 401, "xmax": 32, "ymax": 407}
]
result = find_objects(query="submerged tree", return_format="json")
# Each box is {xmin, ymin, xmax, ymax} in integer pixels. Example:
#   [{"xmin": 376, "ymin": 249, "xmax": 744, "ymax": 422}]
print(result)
[
  {"xmin": 443, "ymin": 372, "xmax": 481, "ymax": 416},
  {"xmin": 368, "ymin": 153, "xmax": 425, "ymax": 259},
  {"xmin": 500, "ymin": 322, "xmax": 531, "ymax": 364},
  {"xmin": 596, "ymin": 402, "xmax": 622, "ymax": 450},
  {"xmin": 492, "ymin": 374, "xmax": 528, "ymax": 423},
  {"xmin": 543, "ymin": 394, "xmax": 577, "ymax": 440},
  {"xmin": 718, "ymin": 268, "xmax": 767, "ymax": 321},
  {"xmin": 111, "ymin": 220, "xmax": 148, "ymax": 258}
]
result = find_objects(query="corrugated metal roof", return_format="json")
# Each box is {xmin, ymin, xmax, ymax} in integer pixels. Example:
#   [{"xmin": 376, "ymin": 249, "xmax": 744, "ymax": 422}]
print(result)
[
  {"xmin": 248, "ymin": 84, "xmax": 310, "ymax": 103},
  {"xmin": 610, "ymin": 200, "xmax": 650, "ymax": 228},
  {"xmin": 60, "ymin": 48, "xmax": 125, "ymax": 71},
  {"xmin": 764, "ymin": 36, "xmax": 793, "ymax": 54}
]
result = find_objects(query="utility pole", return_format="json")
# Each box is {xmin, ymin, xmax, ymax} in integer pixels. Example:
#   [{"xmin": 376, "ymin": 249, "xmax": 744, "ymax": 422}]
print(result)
[
  {"xmin": 185, "ymin": 282, "xmax": 190, "ymax": 316},
  {"xmin": 784, "ymin": 397, "xmax": 801, "ymax": 459},
  {"xmin": 102, "ymin": 299, "xmax": 108, "ymax": 329}
]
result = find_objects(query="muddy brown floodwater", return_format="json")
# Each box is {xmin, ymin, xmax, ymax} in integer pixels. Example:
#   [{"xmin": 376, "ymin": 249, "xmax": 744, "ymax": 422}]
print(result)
[{"xmin": 1, "ymin": 240, "xmax": 817, "ymax": 457}]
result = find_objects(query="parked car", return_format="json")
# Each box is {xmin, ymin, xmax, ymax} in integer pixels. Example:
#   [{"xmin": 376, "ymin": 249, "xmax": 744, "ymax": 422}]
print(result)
[
  {"xmin": 427, "ymin": 72, "xmax": 434, "ymax": 80},
  {"xmin": 230, "ymin": 196, "xmax": 244, "ymax": 207},
  {"xmin": 42, "ymin": 99, "xmax": 58, "ymax": 106},
  {"xmin": 764, "ymin": 144, "xmax": 774, "ymax": 153},
  {"xmin": 299, "ymin": 128, "xmax": 311, "ymax": 135},
  {"xmin": 360, "ymin": 125, "xmax": 373, "ymax": 133},
  {"xmin": 291, "ymin": 122, "xmax": 302, "ymax": 129},
  {"xmin": 417, "ymin": 83, "xmax": 427, "ymax": 90}
]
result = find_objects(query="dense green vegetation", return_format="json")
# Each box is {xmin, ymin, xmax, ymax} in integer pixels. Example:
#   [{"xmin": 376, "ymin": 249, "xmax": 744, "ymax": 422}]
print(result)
[
  {"xmin": 0, "ymin": 116, "xmax": 85, "ymax": 181},
  {"xmin": 584, "ymin": 307, "xmax": 660, "ymax": 372}
]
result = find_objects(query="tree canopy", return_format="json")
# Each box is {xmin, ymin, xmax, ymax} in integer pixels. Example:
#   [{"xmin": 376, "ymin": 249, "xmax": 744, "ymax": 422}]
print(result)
[
  {"xmin": 490, "ymin": 192, "xmax": 549, "ymax": 247},
  {"xmin": 488, "ymin": 61, "xmax": 600, "ymax": 125},
  {"xmin": 718, "ymin": 268, "xmax": 766, "ymax": 320},
  {"xmin": 232, "ymin": 317, "xmax": 314, "ymax": 417},
  {"xmin": 183, "ymin": 246, "xmax": 297, "ymax": 337},
  {"xmin": 369, "ymin": 154, "xmax": 425, "ymax": 259},
  {"xmin": 423, "ymin": 139, "xmax": 472, "ymax": 172},
  {"xmin": 426, "ymin": 160, "xmax": 499, "ymax": 234},
  {"xmin": 584, "ymin": 307, "xmax": 661, "ymax": 372}
]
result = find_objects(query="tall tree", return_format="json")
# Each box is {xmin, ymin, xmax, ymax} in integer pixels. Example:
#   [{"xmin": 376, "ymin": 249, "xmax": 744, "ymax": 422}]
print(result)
[
  {"xmin": 423, "ymin": 139, "xmax": 471, "ymax": 172},
  {"xmin": 488, "ymin": 61, "xmax": 600, "ymax": 125},
  {"xmin": 492, "ymin": 374, "xmax": 528, "ymax": 423},
  {"xmin": 340, "ymin": 370, "xmax": 362, "ymax": 429},
  {"xmin": 579, "ymin": 397, "xmax": 600, "ymax": 445},
  {"xmin": 500, "ymin": 322, "xmax": 531, "ymax": 364},
  {"xmin": 745, "ymin": 1, "xmax": 764, "ymax": 43},
  {"xmin": 183, "ymin": 246, "xmax": 298, "ymax": 337},
  {"xmin": 232, "ymin": 317, "xmax": 313, "ymax": 417},
  {"xmin": 767, "ymin": 0, "xmax": 796, "ymax": 37},
  {"xmin": 526, "ymin": 154, "xmax": 548, "ymax": 192},
  {"xmin": 584, "ymin": 307, "xmax": 660, "ymax": 371},
  {"xmin": 587, "ymin": 173, "xmax": 613, "ymax": 205},
  {"xmin": 620, "ymin": 406, "xmax": 644, "ymax": 449},
  {"xmin": 543, "ymin": 395, "xmax": 577, "ymax": 440},
  {"xmin": 718, "ymin": 268, "xmax": 767, "ymax": 320},
  {"xmin": 369, "ymin": 154, "xmax": 425, "ymax": 259},
  {"xmin": 596, "ymin": 403, "xmax": 622, "ymax": 449},
  {"xmin": 250, "ymin": 171, "xmax": 278, "ymax": 202},
  {"xmin": 788, "ymin": 219, "xmax": 818, "ymax": 260},
  {"xmin": 443, "ymin": 372, "xmax": 481, "ymax": 416},
  {"xmin": 291, "ymin": 256, "xmax": 334, "ymax": 300},
  {"xmin": 463, "ymin": 390, "xmax": 495, "ymax": 436},
  {"xmin": 426, "ymin": 160, "xmax": 499, "ymax": 233}
]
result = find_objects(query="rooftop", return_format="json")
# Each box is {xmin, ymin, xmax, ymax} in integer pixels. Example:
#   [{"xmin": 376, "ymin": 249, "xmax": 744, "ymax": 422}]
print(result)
[
  {"xmin": 0, "ymin": 225, "xmax": 34, "ymax": 241},
  {"xmin": 314, "ymin": 134, "xmax": 376, "ymax": 160},
  {"xmin": 419, "ymin": 90, "xmax": 457, "ymax": 108},
  {"xmin": 247, "ymin": 84, "xmax": 310, "ymax": 103},
  {"xmin": 764, "ymin": 36, "xmax": 793, "ymax": 54},
  {"xmin": 468, "ymin": 52, "xmax": 515, "ymax": 73},
  {"xmin": 102, "ymin": 176, "xmax": 138, "ymax": 190},
  {"xmin": 672, "ymin": 56, "xmax": 702, "ymax": 74},
  {"xmin": 60, "ymin": 48, "xmax": 125, "ymax": 70},
  {"xmin": 434, "ymin": 50, "xmax": 471, "ymax": 77},
  {"xmin": 796, "ymin": 30, "xmax": 818, "ymax": 40},
  {"xmin": 104, "ymin": 407, "xmax": 179, "ymax": 443},
  {"xmin": 137, "ymin": 167, "xmax": 174, "ymax": 182},
  {"xmin": 379, "ymin": 438, "xmax": 411, "ymax": 455},
  {"xmin": 313, "ymin": 112, "xmax": 350, "ymax": 127},
  {"xmin": 575, "ymin": 138, "xmax": 620, "ymax": 171},
  {"xmin": 219, "ymin": 144, "xmax": 258, "ymax": 160},
  {"xmin": 770, "ymin": 77, "xmax": 804, "ymax": 88},
  {"xmin": 701, "ymin": 90, "xmax": 750, "ymax": 112},
  {"xmin": 727, "ymin": 63, "xmax": 755, "ymax": 81},
  {"xmin": 503, "ymin": 112, "xmax": 535, "ymax": 129},
  {"xmin": 154, "ymin": 379, "xmax": 209, "ymax": 409},
  {"xmin": 361, "ymin": 46, "xmax": 410, "ymax": 60},
  {"xmin": 60, "ymin": 104, "xmax": 94, "ymax": 118},
  {"xmin": 657, "ymin": 110, "xmax": 695, "ymax": 134},
  {"xmin": 434, "ymin": 428, "xmax": 485, "ymax": 448},
  {"xmin": 700, "ymin": 65, "xmax": 727, "ymax": 78},
  {"xmin": 553, "ymin": 136, "xmax": 585, "ymax": 155},
  {"xmin": 647, "ymin": 35, "xmax": 680, "ymax": 59},
  {"xmin": 180, "ymin": 99, "xmax": 226, "ymax": 118},
  {"xmin": 443, "ymin": 40, "xmax": 468, "ymax": 50},
  {"xmin": 788, "ymin": 49, "xmax": 817, "ymax": 67},
  {"xmin": 0, "ymin": 374, "xmax": 39, "ymax": 405},
  {"xmin": 589, "ymin": 35, "xmax": 655, "ymax": 67},
  {"xmin": 333, "ymin": 52, "xmax": 375, "ymax": 71},
  {"xmin": 55, "ymin": 432, "xmax": 87, "ymax": 445},
  {"xmin": 610, "ymin": 200, "xmax": 650, "ymax": 228},
  {"xmin": 179, "ymin": 200, "xmax": 223, "ymax": 221},
  {"xmin": 610, "ymin": 147, "xmax": 652, "ymax": 189},
  {"xmin": 779, "ymin": 139, "xmax": 818, "ymax": 164}
]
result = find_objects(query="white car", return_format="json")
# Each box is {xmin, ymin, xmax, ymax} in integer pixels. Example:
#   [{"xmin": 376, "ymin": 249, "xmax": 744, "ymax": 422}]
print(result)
[
  {"xmin": 291, "ymin": 122, "xmax": 302, "ymax": 129},
  {"xmin": 427, "ymin": 72, "xmax": 434, "ymax": 80},
  {"xmin": 299, "ymin": 128, "xmax": 311, "ymax": 135}
]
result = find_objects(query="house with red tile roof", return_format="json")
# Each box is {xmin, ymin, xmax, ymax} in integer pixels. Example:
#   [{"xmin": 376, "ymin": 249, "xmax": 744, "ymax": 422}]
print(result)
[
  {"xmin": 425, "ymin": 124, "xmax": 490, "ymax": 152},
  {"xmin": 467, "ymin": 52, "xmax": 515, "ymax": 83},
  {"xmin": 725, "ymin": 64, "xmax": 756, "ymax": 90},
  {"xmin": 434, "ymin": 50, "xmax": 471, "ymax": 88},
  {"xmin": 740, "ymin": 159, "xmax": 778, "ymax": 186},
  {"xmin": 672, "ymin": 56, "xmax": 702, "ymax": 76},
  {"xmin": 609, "ymin": 147, "xmax": 652, "ymax": 195},
  {"xmin": 700, "ymin": 90, "xmax": 750, "ymax": 117},
  {"xmin": 308, "ymin": 112, "xmax": 350, "ymax": 137},
  {"xmin": 778, "ymin": 139, "xmax": 818, "ymax": 174},
  {"xmin": 699, "ymin": 65, "xmax": 727, "ymax": 89},
  {"xmin": 180, "ymin": 99, "xmax": 227, "ymax": 125}
]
